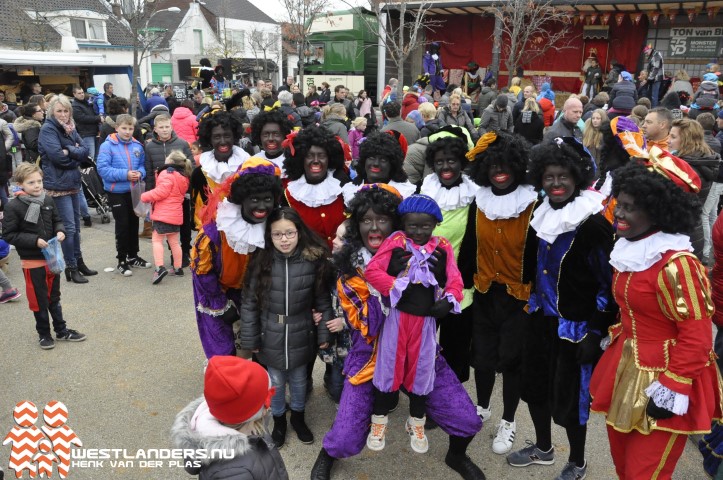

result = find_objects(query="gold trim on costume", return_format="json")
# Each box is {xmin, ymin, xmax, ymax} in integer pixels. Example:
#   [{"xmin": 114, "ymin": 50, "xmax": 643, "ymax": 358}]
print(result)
[
  {"xmin": 651, "ymin": 433, "xmax": 678, "ymax": 480},
  {"xmin": 662, "ymin": 370, "xmax": 692, "ymax": 385}
]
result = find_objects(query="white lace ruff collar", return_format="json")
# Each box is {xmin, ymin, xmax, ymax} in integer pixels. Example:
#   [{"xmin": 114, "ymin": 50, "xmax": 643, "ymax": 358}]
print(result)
[
  {"xmin": 342, "ymin": 180, "xmax": 416, "ymax": 206},
  {"xmin": 421, "ymin": 174, "xmax": 479, "ymax": 211},
  {"xmin": 531, "ymin": 189, "xmax": 604, "ymax": 244},
  {"xmin": 215, "ymin": 199, "xmax": 266, "ymax": 254},
  {"xmin": 200, "ymin": 147, "xmax": 250, "ymax": 184},
  {"xmin": 475, "ymin": 184, "xmax": 537, "ymax": 220},
  {"xmin": 610, "ymin": 232, "xmax": 693, "ymax": 272},
  {"xmin": 287, "ymin": 170, "xmax": 342, "ymax": 207}
]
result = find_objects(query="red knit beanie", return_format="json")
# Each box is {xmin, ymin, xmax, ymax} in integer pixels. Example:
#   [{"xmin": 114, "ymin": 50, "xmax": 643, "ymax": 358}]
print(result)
[{"xmin": 204, "ymin": 356, "xmax": 274, "ymax": 425}]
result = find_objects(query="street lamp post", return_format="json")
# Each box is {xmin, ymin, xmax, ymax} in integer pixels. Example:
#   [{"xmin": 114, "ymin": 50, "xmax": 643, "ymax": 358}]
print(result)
[{"xmin": 126, "ymin": 5, "xmax": 181, "ymax": 116}]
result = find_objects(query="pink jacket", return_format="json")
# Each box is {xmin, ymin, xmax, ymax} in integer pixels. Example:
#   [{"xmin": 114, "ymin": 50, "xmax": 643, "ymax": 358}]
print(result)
[
  {"xmin": 171, "ymin": 107, "xmax": 198, "ymax": 144},
  {"xmin": 140, "ymin": 166, "xmax": 189, "ymax": 225},
  {"xmin": 348, "ymin": 128, "xmax": 364, "ymax": 160}
]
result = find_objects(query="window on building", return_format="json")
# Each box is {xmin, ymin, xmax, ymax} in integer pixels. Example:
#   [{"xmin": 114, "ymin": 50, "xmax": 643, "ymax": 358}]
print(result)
[
  {"xmin": 70, "ymin": 19, "xmax": 106, "ymax": 41},
  {"xmin": 267, "ymin": 33, "xmax": 279, "ymax": 52},
  {"xmin": 193, "ymin": 29, "xmax": 204, "ymax": 55},
  {"xmin": 229, "ymin": 30, "xmax": 244, "ymax": 53}
]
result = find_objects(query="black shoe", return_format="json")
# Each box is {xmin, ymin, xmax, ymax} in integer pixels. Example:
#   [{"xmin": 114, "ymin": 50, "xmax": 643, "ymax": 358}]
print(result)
[
  {"xmin": 310, "ymin": 448, "xmax": 335, "ymax": 480},
  {"xmin": 272, "ymin": 414, "xmax": 287, "ymax": 448},
  {"xmin": 153, "ymin": 266, "xmax": 168, "ymax": 285},
  {"xmin": 127, "ymin": 256, "xmax": 151, "ymax": 268},
  {"xmin": 181, "ymin": 256, "xmax": 190, "ymax": 268},
  {"xmin": 290, "ymin": 409, "xmax": 314, "ymax": 444},
  {"xmin": 445, "ymin": 451, "xmax": 486, "ymax": 480},
  {"xmin": 39, "ymin": 336, "xmax": 55, "ymax": 350},
  {"xmin": 117, "ymin": 262, "xmax": 132, "ymax": 277},
  {"xmin": 56, "ymin": 329, "xmax": 87, "ymax": 342},
  {"xmin": 66, "ymin": 267, "xmax": 89, "ymax": 284},
  {"xmin": 77, "ymin": 257, "xmax": 98, "ymax": 276},
  {"xmin": 83, "ymin": 216, "xmax": 92, "ymax": 227}
]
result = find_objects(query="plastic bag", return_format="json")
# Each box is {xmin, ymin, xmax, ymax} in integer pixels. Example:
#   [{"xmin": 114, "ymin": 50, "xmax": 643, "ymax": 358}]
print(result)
[
  {"xmin": 130, "ymin": 180, "xmax": 150, "ymax": 218},
  {"xmin": 41, "ymin": 237, "xmax": 66, "ymax": 274}
]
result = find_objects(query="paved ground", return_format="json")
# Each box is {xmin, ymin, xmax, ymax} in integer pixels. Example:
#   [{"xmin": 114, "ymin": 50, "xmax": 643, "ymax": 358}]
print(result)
[{"xmin": 0, "ymin": 217, "xmax": 710, "ymax": 479}]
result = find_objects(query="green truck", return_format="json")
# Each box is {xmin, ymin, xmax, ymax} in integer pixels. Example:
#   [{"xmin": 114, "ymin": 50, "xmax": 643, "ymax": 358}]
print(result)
[{"xmin": 303, "ymin": 9, "xmax": 379, "ymax": 101}]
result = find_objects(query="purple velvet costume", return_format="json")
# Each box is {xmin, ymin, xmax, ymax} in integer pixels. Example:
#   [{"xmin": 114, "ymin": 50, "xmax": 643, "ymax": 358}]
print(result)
[
  {"xmin": 190, "ymin": 221, "xmax": 242, "ymax": 358},
  {"xmin": 423, "ymin": 51, "xmax": 446, "ymax": 93},
  {"xmin": 322, "ymin": 264, "xmax": 481, "ymax": 459}
]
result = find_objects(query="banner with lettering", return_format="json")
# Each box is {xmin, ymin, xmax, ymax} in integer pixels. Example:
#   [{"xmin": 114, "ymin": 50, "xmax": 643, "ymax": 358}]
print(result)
[{"xmin": 668, "ymin": 27, "xmax": 723, "ymax": 58}]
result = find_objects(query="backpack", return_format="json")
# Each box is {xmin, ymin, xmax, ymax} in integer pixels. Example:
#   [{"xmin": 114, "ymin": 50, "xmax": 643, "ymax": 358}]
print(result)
[{"xmin": 7, "ymin": 124, "xmax": 21, "ymax": 148}]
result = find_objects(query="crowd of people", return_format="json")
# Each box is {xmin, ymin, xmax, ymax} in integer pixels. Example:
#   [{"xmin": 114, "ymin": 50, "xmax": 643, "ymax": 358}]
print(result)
[{"xmin": 0, "ymin": 59, "xmax": 723, "ymax": 480}]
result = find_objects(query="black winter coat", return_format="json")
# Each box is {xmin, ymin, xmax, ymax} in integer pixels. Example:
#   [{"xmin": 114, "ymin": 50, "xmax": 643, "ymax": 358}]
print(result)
[
  {"xmin": 38, "ymin": 117, "xmax": 89, "ymax": 191},
  {"xmin": 13, "ymin": 117, "xmax": 41, "ymax": 163},
  {"xmin": 171, "ymin": 398, "xmax": 288, "ymax": 480},
  {"xmin": 608, "ymin": 80, "xmax": 638, "ymax": 111},
  {"xmin": 143, "ymin": 133, "xmax": 194, "ymax": 190},
  {"xmin": 514, "ymin": 110, "xmax": 545, "ymax": 145},
  {"xmin": 240, "ymin": 247, "xmax": 333, "ymax": 370},
  {"xmin": 3, "ymin": 195, "xmax": 66, "ymax": 260},
  {"xmin": 71, "ymin": 98, "xmax": 100, "ymax": 138}
]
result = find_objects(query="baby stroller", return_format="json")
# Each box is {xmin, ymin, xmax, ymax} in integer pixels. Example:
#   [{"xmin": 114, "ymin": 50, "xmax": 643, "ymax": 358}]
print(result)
[{"xmin": 81, "ymin": 158, "xmax": 111, "ymax": 224}]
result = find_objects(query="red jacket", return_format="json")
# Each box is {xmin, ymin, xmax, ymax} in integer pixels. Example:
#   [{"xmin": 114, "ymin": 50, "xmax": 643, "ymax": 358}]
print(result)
[
  {"xmin": 140, "ymin": 166, "xmax": 189, "ymax": 225},
  {"xmin": 171, "ymin": 107, "xmax": 198, "ymax": 144},
  {"xmin": 539, "ymin": 98, "xmax": 556, "ymax": 127},
  {"xmin": 712, "ymin": 212, "xmax": 723, "ymax": 327},
  {"xmin": 401, "ymin": 93, "xmax": 420, "ymax": 120}
]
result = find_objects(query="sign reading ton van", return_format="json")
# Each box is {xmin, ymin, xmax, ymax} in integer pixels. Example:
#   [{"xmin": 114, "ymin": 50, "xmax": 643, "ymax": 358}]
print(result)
[{"xmin": 668, "ymin": 27, "xmax": 723, "ymax": 58}]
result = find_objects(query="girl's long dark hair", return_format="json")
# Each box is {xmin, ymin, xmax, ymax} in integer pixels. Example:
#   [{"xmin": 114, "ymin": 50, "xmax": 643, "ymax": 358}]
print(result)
[{"xmin": 245, "ymin": 207, "xmax": 332, "ymax": 308}]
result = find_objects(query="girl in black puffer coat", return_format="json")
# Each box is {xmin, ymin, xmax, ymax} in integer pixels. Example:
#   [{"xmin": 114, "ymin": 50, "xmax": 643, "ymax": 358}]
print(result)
[{"xmin": 240, "ymin": 207, "xmax": 334, "ymax": 449}]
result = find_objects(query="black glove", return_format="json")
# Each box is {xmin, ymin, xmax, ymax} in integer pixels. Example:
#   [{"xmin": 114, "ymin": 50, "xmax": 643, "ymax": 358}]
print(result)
[
  {"xmin": 220, "ymin": 305, "xmax": 240, "ymax": 325},
  {"xmin": 429, "ymin": 298, "xmax": 453, "ymax": 319},
  {"xmin": 646, "ymin": 399, "xmax": 675, "ymax": 420},
  {"xmin": 576, "ymin": 332, "xmax": 602, "ymax": 365},
  {"xmin": 428, "ymin": 247, "xmax": 447, "ymax": 288},
  {"xmin": 387, "ymin": 248, "xmax": 412, "ymax": 276}
]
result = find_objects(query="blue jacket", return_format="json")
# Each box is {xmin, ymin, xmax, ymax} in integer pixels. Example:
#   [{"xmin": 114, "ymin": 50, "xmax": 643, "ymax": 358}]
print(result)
[
  {"xmin": 145, "ymin": 94, "xmax": 169, "ymax": 112},
  {"xmin": 97, "ymin": 133, "xmax": 146, "ymax": 193},
  {"xmin": 38, "ymin": 116, "xmax": 89, "ymax": 192}
]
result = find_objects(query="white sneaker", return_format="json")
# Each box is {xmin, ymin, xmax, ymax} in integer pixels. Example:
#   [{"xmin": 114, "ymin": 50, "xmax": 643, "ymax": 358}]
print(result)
[
  {"xmin": 492, "ymin": 419, "xmax": 516, "ymax": 454},
  {"xmin": 406, "ymin": 416, "xmax": 429, "ymax": 454},
  {"xmin": 366, "ymin": 415, "xmax": 388, "ymax": 451},
  {"xmin": 476, "ymin": 405, "xmax": 491, "ymax": 423}
]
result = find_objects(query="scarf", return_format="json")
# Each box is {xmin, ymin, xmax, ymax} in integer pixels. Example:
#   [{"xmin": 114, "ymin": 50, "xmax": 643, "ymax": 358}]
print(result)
[
  {"xmin": 16, "ymin": 192, "xmax": 46, "ymax": 224},
  {"xmin": 56, "ymin": 117, "xmax": 76, "ymax": 136}
]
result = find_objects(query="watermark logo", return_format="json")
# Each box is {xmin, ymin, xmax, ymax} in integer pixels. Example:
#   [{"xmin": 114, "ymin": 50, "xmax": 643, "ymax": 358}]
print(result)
[{"xmin": 2, "ymin": 401, "xmax": 81, "ymax": 479}]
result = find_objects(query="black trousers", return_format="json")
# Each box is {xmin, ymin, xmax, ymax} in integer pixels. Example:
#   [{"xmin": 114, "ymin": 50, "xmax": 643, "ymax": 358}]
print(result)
[
  {"xmin": 180, "ymin": 197, "xmax": 191, "ymax": 254},
  {"xmin": 23, "ymin": 266, "xmax": 66, "ymax": 337},
  {"xmin": 106, "ymin": 191, "xmax": 140, "ymax": 261}
]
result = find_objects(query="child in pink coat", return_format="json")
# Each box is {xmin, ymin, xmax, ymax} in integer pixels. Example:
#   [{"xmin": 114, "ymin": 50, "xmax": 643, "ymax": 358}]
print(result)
[{"xmin": 140, "ymin": 151, "xmax": 191, "ymax": 284}]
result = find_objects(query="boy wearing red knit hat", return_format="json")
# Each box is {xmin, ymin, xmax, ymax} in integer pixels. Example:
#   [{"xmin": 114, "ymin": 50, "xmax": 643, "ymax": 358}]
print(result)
[{"xmin": 171, "ymin": 356, "xmax": 289, "ymax": 479}]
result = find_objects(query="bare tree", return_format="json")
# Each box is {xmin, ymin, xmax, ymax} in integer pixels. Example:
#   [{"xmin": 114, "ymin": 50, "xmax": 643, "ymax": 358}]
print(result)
[
  {"xmin": 278, "ymin": 0, "xmax": 330, "ymax": 89},
  {"xmin": 12, "ymin": 7, "xmax": 59, "ymax": 51},
  {"xmin": 111, "ymin": 1, "xmax": 181, "ymax": 115},
  {"xmin": 205, "ymin": 17, "xmax": 244, "ymax": 63},
  {"xmin": 491, "ymin": 0, "xmax": 578, "ymax": 85},
  {"xmin": 350, "ymin": 1, "xmax": 444, "ymax": 85},
  {"xmin": 248, "ymin": 26, "xmax": 281, "ymax": 80}
]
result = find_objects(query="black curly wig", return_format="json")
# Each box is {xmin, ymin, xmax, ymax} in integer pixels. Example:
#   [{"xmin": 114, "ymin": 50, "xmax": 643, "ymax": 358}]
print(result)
[
  {"xmin": 227, "ymin": 174, "xmax": 282, "ymax": 206},
  {"xmin": 334, "ymin": 187, "xmax": 402, "ymax": 277},
  {"xmin": 467, "ymin": 131, "xmax": 529, "ymax": 187},
  {"xmin": 612, "ymin": 163, "xmax": 701, "ymax": 235},
  {"xmin": 356, "ymin": 132, "xmax": 407, "ymax": 184},
  {"xmin": 424, "ymin": 136, "xmax": 469, "ymax": 170},
  {"xmin": 197, "ymin": 111, "xmax": 242, "ymax": 151},
  {"xmin": 595, "ymin": 122, "xmax": 632, "ymax": 189},
  {"xmin": 250, "ymin": 110, "xmax": 293, "ymax": 149},
  {"xmin": 283, "ymin": 126, "xmax": 346, "ymax": 181},
  {"xmin": 528, "ymin": 141, "xmax": 596, "ymax": 191}
]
